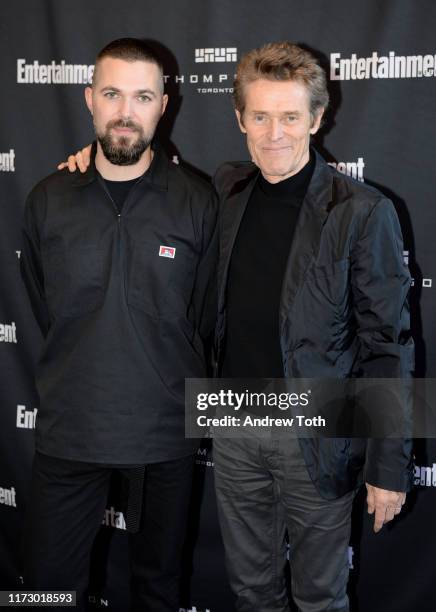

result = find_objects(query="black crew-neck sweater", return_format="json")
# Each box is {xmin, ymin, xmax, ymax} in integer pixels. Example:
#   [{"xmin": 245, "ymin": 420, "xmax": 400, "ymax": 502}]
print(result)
[
  {"xmin": 222, "ymin": 154, "xmax": 315, "ymax": 378},
  {"xmin": 104, "ymin": 176, "xmax": 140, "ymax": 212}
]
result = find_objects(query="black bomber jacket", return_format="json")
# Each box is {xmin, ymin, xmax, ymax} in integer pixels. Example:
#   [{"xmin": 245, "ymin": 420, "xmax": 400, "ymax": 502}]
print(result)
[
  {"xmin": 21, "ymin": 144, "xmax": 218, "ymax": 464},
  {"xmin": 213, "ymin": 149, "xmax": 415, "ymax": 498}
]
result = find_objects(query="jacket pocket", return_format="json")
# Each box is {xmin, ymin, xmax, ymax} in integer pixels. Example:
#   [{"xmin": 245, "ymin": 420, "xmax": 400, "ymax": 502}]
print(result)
[
  {"xmin": 306, "ymin": 257, "xmax": 351, "ymax": 309},
  {"xmin": 309, "ymin": 257, "xmax": 350, "ymax": 278},
  {"xmin": 42, "ymin": 244, "xmax": 104, "ymax": 318},
  {"xmin": 127, "ymin": 241, "xmax": 196, "ymax": 319}
]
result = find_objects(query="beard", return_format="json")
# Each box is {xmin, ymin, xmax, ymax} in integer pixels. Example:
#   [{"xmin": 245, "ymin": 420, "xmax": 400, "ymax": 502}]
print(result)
[{"xmin": 96, "ymin": 119, "xmax": 153, "ymax": 166}]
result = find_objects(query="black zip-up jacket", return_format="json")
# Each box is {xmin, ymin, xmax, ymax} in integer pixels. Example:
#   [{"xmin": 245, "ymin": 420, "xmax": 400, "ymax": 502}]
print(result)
[
  {"xmin": 21, "ymin": 145, "xmax": 218, "ymax": 464},
  {"xmin": 214, "ymin": 149, "xmax": 414, "ymax": 499}
]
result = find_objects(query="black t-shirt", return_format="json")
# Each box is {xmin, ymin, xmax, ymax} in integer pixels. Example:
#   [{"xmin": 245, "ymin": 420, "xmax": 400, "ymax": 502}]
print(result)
[
  {"xmin": 104, "ymin": 177, "xmax": 140, "ymax": 212},
  {"xmin": 222, "ymin": 154, "xmax": 315, "ymax": 378}
]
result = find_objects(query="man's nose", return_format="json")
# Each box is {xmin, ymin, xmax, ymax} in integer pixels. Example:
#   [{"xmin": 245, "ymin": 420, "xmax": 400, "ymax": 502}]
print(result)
[
  {"xmin": 119, "ymin": 96, "xmax": 132, "ymax": 118},
  {"xmin": 269, "ymin": 118, "xmax": 284, "ymax": 141}
]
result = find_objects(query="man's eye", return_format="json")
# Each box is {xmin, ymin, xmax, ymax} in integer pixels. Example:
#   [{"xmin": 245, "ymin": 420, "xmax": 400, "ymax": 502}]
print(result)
[
  {"xmin": 285, "ymin": 115, "xmax": 297, "ymax": 123},
  {"xmin": 137, "ymin": 95, "xmax": 151, "ymax": 103},
  {"xmin": 104, "ymin": 92, "xmax": 118, "ymax": 99},
  {"xmin": 253, "ymin": 115, "xmax": 266, "ymax": 123}
]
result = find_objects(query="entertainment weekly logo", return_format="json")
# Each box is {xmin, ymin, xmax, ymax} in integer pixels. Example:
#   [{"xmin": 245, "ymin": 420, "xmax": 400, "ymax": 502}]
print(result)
[
  {"xmin": 16, "ymin": 404, "xmax": 37, "ymax": 429},
  {"xmin": 102, "ymin": 506, "xmax": 126, "ymax": 530},
  {"xmin": 0, "ymin": 149, "xmax": 15, "ymax": 172},
  {"xmin": 0, "ymin": 322, "xmax": 17, "ymax": 344},
  {"xmin": 328, "ymin": 157, "xmax": 365, "ymax": 182},
  {"xmin": 17, "ymin": 59, "xmax": 94, "ymax": 84},
  {"xmin": 414, "ymin": 463, "xmax": 436, "ymax": 487},
  {"xmin": 0, "ymin": 485, "xmax": 17, "ymax": 508},
  {"xmin": 330, "ymin": 50, "xmax": 436, "ymax": 80}
]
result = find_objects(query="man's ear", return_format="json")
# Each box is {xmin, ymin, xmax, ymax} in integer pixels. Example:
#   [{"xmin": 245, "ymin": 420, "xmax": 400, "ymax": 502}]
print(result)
[
  {"xmin": 235, "ymin": 109, "xmax": 247, "ymax": 134},
  {"xmin": 161, "ymin": 93, "xmax": 169, "ymax": 116},
  {"xmin": 310, "ymin": 108, "xmax": 324, "ymax": 135},
  {"xmin": 85, "ymin": 87, "xmax": 93, "ymax": 115}
]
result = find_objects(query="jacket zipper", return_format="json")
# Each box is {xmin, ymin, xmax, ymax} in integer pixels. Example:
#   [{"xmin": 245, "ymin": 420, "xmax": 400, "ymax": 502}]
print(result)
[
  {"xmin": 99, "ymin": 177, "xmax": 144, "ymax": 303},
  {"xmin": 99, "ymin": 180, "xmax": 125, "ymax": 304}
]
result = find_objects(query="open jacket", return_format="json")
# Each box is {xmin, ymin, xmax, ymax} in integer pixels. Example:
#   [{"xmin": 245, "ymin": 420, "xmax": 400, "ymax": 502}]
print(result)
[{"xmin": 213, "ymin": 149, "xmax": 414, "ymax": 499}]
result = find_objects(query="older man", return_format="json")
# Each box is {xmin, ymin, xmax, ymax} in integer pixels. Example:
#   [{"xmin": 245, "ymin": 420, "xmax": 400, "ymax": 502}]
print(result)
[
  {"xmin": 212, "ymin": 42, "xmax": 413, "ymax": 611},
  {"xmin": 21, "ymin": 38, "xmax": 217, "ymax": 611}
]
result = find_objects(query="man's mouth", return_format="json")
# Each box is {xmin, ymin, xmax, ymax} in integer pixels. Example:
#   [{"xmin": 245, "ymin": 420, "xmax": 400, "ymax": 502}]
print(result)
[
  {"xmin": 112, "ymin": 126, "xmax": 137, "ymax": 134},
  {"xmin": 262, "ymin": 146, "xmax": 292, "ymax": 153}
]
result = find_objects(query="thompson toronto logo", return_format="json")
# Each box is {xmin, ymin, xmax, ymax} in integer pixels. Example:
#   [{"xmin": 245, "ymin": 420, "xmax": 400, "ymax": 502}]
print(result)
[
  {"xmin": 88, "ymin": 595, "xmax": 108, "ymax": 608},
  {"xmin": 330, "ymin": 51, "xmax": 436, "ymax": 80},
  {"xmin": 411, "ymin": 277, "xmax": 432, "ymax": 289},
  {"xmin": 403, "ymin": 251, "xmax": 433, "ymax": 288},
  {"xmin": 0, "ymin": 321, "xmax": 17, "ymax": 344},
  {"xmin": 0, "ymin": 149, "xmax": 15, "ymax": 172},
  {"xmin": 195, "ymin": 47, "xmax": 237, "ymax": 63},
  {"xmin": 17, "ymin": 59, "xmax": 94, "ymax": 84},
  {"xmin": 162, "ymin": 46, "xmax": 237, "ymax": 95},
  {"xmin": 196, "ymin": 446, "xmax": 214, "ymax": 468}
]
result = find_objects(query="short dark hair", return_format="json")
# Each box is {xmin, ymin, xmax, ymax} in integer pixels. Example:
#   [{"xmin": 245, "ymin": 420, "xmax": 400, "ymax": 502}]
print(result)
[
  {"xmin": 93, "ymin": 37, "xmax": 164, "ymax": 90},
  {"xmin": 233, "ymin": 41, "xmax": 329, "ymax": 123}
]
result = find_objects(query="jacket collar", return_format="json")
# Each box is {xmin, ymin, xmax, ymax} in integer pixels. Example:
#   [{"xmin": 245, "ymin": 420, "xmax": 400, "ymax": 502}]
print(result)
[
  {"xmin": 218, "ymin": 147, "xmax": 334, "ymax": 330},
  {"xmin": 278, "ymin": 148, "xmax": 334, "ymax": 337},
  {"xmin": 217, "ymin": 165, "xmax": 258, "ymax": 314},
  {"xmin": 222, "ymin": 147, "xmax": 332, "ymax": 206},
  {"xmin": 304, "ymin": 147, "xmax": 334, "ymax": 216},
  {"xmin": 71, "ymin": 140, "xmax": 168, "ymax": 191}
]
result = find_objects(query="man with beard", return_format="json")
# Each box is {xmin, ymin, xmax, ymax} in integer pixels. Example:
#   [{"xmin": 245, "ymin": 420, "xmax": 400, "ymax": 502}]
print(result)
[{"xmin": 20, "ymin": 38, "xmax": 217, "ymax": 611}]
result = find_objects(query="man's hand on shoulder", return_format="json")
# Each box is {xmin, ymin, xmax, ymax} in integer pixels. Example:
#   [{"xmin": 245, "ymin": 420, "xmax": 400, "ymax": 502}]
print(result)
[
  {"xmin": 57, "ymin": 144, "xmax": 92, "ymax": 173},
  {"xmin": 365, "ymin": 482, "xmax": 406, "ymax": 533}
]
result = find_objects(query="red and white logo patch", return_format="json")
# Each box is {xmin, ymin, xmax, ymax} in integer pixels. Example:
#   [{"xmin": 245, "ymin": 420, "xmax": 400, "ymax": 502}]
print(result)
[{"xmin": 159, "ymin": 245, "xmax": 176, "ymax": 259}]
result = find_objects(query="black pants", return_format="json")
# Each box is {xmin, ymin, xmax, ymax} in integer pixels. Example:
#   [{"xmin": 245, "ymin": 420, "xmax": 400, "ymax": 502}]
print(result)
[
  {"xmin": 213, "ymin": 437, "xmax": 354, "ymax": 612},
  {"xmin": 23, "ymin": 451, "xmax": 195, "ymax": 611}
]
